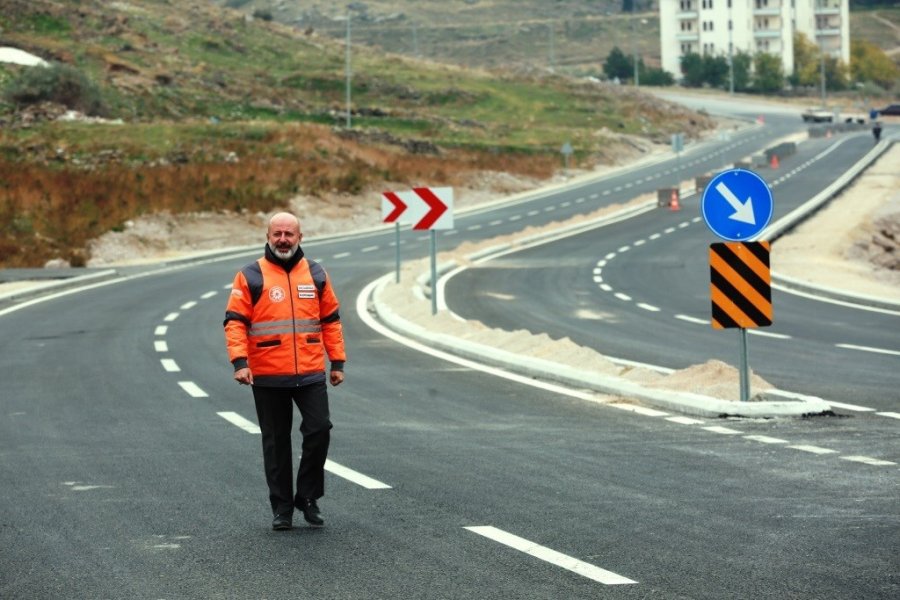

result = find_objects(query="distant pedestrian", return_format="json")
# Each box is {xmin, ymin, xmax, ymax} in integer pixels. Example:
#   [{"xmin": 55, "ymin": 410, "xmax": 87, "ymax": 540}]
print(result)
[
  {"xmin": 224, "ymin": 212, "xmax": 346, "ymax": 531},
  {"xmin": 873, "ymin": 122, "xmax": 882, "ymax": 144}
]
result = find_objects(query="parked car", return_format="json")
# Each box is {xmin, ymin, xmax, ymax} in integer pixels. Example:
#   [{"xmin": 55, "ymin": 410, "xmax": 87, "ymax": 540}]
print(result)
[
  {"xmin": 801, "ymin": 107, "xmax": 833, "ymax": 123},
  {"xmin": 877, "ymin": 104, "xmax": 900, "ymax": 116}
]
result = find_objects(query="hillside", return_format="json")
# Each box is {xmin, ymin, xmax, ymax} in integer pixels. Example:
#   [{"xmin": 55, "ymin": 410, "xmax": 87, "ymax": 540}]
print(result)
[
  {"xmin": 215, "ymin": 1, "xmax": 900, "ymax": 75},
  {"xmin": 0, "ymin": 0, "xmax": 717, "ymax": 268}
]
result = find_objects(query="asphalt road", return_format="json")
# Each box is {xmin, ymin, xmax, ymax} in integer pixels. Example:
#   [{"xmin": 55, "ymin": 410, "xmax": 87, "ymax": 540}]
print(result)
[
  {"xmin": 443, "ymin": 132, "xmax": 900, "ymax": 407},
  {"xmin": 1, "ymin": 102, "xmax": 897, "ymax": 599}
]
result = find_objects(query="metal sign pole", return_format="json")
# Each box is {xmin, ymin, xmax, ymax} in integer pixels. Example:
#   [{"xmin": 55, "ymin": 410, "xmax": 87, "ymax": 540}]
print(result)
[
  {"xmin": 430, "ymin": 230, "xmax": 437, "ymax": 315},
  {"xmin": 394, "ymin": 222, "xmax": 401, "ymax": 283},
  {"xmin": 739, "ymin": 328, "xmax": 750, "ymax": 402}
]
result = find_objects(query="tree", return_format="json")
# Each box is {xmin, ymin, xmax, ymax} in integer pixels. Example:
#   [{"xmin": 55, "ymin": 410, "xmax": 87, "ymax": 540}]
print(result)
[
  {"xmin": 641, "ymin": 67, "xmax": 675, "ymax": 86},
  {"xmin": 703, "ymin": 55, "xmax": 729, "ymax": 89},
  {"xmin": 851, "ymin": 39, "xmax": 900, "ymax": 90},
  {"xmin": 791, "ymin": 32, "xmax": 821, "ymax": 87},
  {"xmin": 753, "ymin": 53, "xmax": 784, "ymax": 93},
  {"xmin": 732, "ymin": 51, "xmax": 752, "ymax": 92},
  {"xmin": 824, "ymin": 55, "xmax": 850, "ymax": 91},
  {"xmin": 603, "ymin": 46, "xmax": 632, "ymax": 81},
  {"xmin": 680, "ymin": 53, "xmax": 705, "ymax": 87}
]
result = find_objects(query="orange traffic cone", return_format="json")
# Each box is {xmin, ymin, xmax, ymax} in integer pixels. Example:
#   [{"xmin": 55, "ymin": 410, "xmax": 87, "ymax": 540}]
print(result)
[
  {"xmin": 670, "ymin": 190, "xmax": 681, "ymax": 211},
  {"xmin": 770, "ymin": 154, "xmax": 779, "ymax": 169}
]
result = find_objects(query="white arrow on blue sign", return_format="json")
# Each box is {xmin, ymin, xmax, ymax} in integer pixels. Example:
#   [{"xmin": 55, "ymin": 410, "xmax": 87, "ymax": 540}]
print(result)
[{"xmin": 700, "ymin": 168, "xmax": 773, "ymax": 241}]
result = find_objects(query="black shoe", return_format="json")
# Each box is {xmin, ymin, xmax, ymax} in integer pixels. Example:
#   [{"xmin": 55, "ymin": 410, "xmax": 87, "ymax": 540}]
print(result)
[
  {"xmin": 298, "ymin": 498, "xmax": 324, "ymax": 527},
  {"xmin": 272, "ymin": 512, "xmax": 292, "ymax": 531}
]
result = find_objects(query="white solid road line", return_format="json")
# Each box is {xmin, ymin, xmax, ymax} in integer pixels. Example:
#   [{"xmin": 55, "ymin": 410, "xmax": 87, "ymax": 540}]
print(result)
[
  {"xmin": 876, "ymin": 412, "xmax": 900, "ymax": 420},
  {"xmin": 178, "ymin": 381, "xmax": 208, "ymax": 398},
  {"xmin": 825, "ymin": 400, "xmax": 876, "ymax": 412},
  {"xmin": 324, "ymin": 460, "xmax": 392, "ymax": 490},
  {"xmin": 464, "ymin": 526, "xmax": 637, "ymax": 585},
  {"xmin": 609, "ymin": 403, "xmax": 668, "ymax": 417}
]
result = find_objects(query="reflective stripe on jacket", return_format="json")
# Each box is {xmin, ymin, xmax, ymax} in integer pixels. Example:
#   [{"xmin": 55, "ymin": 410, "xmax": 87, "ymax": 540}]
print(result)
[{"xmin": 224, "ymin": 248, "xmax": 345, "ymax": 387}]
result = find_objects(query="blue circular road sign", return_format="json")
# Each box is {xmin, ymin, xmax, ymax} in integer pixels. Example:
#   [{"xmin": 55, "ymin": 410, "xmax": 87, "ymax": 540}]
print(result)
[{"xmin": 701, "ymin": 169, "xmax": 773, "ymax": 241}]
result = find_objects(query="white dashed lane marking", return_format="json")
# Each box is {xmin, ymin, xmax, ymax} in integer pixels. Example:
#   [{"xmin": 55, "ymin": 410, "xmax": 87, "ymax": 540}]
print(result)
[
  {"xmin": 218, "ymin": 411, "xmax": 260, "ymax": 433},
  {"xmin": 178, "ymin": 381, "xmax": 209, "ymax": 398},
  {"xmin": 465, "ymin": 526, "xmax": 636, "ymax": 585},
  {"xmin": 841, "ymin": 456, "xmax": 897, "ymax": 466},
  {"xmin": 789, "ymin": 445, "xmax": 838, "ymax": 455},
  {"xmin": 154, "ymin": 341, "xmax": 168, "ymax": 352},
  {"xmin": 160, "ymin": 359, "xmax": 180, "ymax": 372},
  {"xmin": 836, "ymin": 343, "xmax": 900, "ymax": 357}
]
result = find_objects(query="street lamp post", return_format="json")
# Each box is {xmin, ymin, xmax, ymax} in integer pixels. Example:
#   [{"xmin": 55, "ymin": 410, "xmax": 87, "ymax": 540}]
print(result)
[{"xmin": 345, "ymin": 12, "xmax": 352, "ymax": 128}]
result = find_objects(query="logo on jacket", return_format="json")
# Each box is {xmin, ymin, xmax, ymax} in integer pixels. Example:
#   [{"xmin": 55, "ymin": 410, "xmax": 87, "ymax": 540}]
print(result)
[{"xmin": 269, "ymin": 286, "xmax": 286, "ymax": 302}]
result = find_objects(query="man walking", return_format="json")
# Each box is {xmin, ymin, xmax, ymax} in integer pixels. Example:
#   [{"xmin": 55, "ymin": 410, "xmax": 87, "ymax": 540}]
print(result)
[{"xmin": 224, "ymin": 212, "xmax": 346, "ymax": 530}]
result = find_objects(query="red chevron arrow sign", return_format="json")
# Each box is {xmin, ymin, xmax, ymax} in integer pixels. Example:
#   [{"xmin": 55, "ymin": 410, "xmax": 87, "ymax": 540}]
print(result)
[{"xmin": 381, "ymin": 187, "xmax": 454, "ymax": 230}]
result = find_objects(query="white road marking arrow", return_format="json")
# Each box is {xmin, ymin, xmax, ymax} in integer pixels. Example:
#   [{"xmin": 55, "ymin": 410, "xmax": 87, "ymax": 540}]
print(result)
[{"xmin": 715, "ymin": 181, "xmax": 756, "ymax": 225}]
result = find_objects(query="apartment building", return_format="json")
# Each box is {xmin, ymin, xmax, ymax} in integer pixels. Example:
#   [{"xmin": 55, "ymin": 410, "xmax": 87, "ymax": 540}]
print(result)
[{"xmin": 659, "ymin": 0, "xmax": 850, "ymax": 78}]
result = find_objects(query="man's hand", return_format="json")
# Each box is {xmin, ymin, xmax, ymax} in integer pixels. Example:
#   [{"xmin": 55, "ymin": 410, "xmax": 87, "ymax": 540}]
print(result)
[
  {"xmin": 234, "ymin": 367, "xmax": 253, "ymax": 385},
  {"xmin": 330, "ymin": 370, "xmax": 344, "ymax": 386}
]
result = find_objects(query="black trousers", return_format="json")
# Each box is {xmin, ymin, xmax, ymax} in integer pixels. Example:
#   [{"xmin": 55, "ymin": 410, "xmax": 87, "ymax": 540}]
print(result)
[{"xmin": 252, "ymin": 382, "xmax": 332, "ymax": 516}]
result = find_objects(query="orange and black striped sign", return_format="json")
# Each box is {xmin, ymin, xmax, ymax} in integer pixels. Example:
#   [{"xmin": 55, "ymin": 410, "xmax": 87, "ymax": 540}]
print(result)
[{"xmin": 709, "ymin": 241, "xmax": 772, "ymax": 329}]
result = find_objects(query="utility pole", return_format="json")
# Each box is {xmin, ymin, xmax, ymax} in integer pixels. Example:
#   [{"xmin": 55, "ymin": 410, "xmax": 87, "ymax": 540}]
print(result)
[
  {"xmin": 631, "ymin": 0, "xmax": 639, "ymax": 87},
  {"xmin": 819, "ymin": 44, "xmax": 826, "ymax": 105},
  {"xmin": 549, "ymin": 22, "xmax": 555, "ymax": 72},
  {"xmin": 728, "ymin": 6, "xmax": 734, "ymax": 94},
  {"xmin": 345, "ymin": 12, "xmax": 352, "ymax": 128}
]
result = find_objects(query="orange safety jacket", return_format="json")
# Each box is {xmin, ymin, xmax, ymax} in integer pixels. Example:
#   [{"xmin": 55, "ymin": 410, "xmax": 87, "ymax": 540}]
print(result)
[{"xmin": 224, "ymin": 245, "xmax": 345, "ymax": 387}]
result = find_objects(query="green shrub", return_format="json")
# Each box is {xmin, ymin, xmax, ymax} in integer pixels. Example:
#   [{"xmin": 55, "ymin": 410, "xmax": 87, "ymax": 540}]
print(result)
[{"xmin": 3, "ymin": 62, "xmax": 106, "ymax": 115}]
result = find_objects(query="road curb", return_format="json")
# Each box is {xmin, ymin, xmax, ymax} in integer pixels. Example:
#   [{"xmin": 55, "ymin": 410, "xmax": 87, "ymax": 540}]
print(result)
[{"xmin": 371, "ymin": 274, "xmax": 831, "ymax": 418}]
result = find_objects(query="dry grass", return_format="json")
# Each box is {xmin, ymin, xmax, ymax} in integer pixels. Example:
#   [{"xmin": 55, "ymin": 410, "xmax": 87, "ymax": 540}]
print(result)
[{"xmin": 0, "ymin": 122, "xmax": 557, "ymax": 267}]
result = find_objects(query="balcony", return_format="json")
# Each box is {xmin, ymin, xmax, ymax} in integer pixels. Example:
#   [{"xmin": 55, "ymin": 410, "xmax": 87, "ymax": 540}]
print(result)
[
  {"xmin": 814, "ymin": 0, "xmax": 841, "ymax": 14},
  {"xmin": 753, "ymin": 28, "xmax": 782, "ymax": 39}
]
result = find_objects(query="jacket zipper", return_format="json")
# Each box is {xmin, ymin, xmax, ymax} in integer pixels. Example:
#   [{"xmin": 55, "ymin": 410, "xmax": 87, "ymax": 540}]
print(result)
[{"xmin": 285, "ymin": 269, "xmax": 300, "ymax": 383}]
